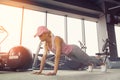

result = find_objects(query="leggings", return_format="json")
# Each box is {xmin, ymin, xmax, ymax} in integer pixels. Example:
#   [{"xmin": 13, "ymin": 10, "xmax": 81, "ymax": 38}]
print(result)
[{"xmin": 67, "ymin": 45, "xmax": 102, "ymax": 66}]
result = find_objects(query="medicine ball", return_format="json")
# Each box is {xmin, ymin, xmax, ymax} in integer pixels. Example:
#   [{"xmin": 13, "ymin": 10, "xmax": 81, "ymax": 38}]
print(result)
[{"xmin": 7, "ymin": 46, "xmax": 32, "ymax": 70}]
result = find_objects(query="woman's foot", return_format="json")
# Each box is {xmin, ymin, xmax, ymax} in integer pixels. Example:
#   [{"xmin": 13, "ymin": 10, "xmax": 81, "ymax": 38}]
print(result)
[
  {"xmin": 87, "ymin": 64, "xmax": 93, "ymax": 72},
  {"xmin": 101, "ymin": 63, "xmax": 107, "ymax": 72}
]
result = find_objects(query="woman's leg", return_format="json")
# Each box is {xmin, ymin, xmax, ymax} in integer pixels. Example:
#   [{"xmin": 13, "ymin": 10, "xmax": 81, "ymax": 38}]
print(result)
[{"xmin": 67, "ymin": 45, "xmax": 103, "ymax": 67}]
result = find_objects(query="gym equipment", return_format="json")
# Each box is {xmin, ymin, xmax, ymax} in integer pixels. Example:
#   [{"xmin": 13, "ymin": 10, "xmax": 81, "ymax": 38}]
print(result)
[
  {"xmin": 0, "ymin": 52, "xmax": 8, "ymax": 69},
  {"xmin": 0, "ymin": 26, "xmax": 8, "ymax": 45},
  {"xmin": 8, "ymin": 46, "xmax": 33, "ymax": 70},
  {"xmin": 0, "ymin": 46, "xmax": 33, "ymax": 71},
  {"xmin": 0, "ymin": 26, "xmax": 33, "ymax": 71},
  {"xmin": 78, "ymin": 40, "xmax": 87, "ymax": 50},
  {"xmin": 33, "ymin": 53, "xmax": 84, "ymax": 70},
  {"xmin": 32, "ymin": 41, "xmax": 43, "ymax": 69},
  {"xmin": 96, "ymin": 39, "xmax": 110, "ymax": 63}
]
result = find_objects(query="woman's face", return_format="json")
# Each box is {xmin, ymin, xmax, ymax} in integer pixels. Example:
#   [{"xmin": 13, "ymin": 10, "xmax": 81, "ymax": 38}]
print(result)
[{"xmin": 38, "ymin": 32, "xmax": 48, "ymax": 41}]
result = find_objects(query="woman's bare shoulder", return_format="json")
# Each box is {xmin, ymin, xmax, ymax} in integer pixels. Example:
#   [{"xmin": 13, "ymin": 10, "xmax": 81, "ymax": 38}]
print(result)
[
  {"xmin": 55, "ymin": 36, "xmax": 63, "ymax": 41},
  {"xmin": 54, "ymin": 36, "xmax": 63, "ymax": 45}
]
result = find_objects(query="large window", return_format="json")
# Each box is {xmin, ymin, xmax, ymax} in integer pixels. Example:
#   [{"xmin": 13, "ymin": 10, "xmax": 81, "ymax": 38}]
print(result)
[
  {"xmin": 84, "ymin": 20, "xmax": 98, "ymax": 56},
  {"xmin": 0, "ymin": 4, "xmax": 99, "ymax": 56},
  {"xmin": 67, "ymin": 17, "xmax": 82, "ymax": 47},
  {"xmin": 22, "ymin": 9, "xmax": 46, "ymax": 53},
  {"xmin": 47, "ymin": 13, "xmax": 65, "ymax": 40},
  {"xmin": 0, "ymin": 4, "xmax": 22, "ymax": 52},
  {"xmin": 115, "ymin": 26, "xmax": 120, "ymax": 57}
]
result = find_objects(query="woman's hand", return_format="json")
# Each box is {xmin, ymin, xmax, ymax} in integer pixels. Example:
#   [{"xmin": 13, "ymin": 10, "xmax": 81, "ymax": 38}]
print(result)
[
  {"xmin": 45, "ymin": 71, "xmax": 56, "ymax": 76},
  {"xmin": 33, "ymin": 71, "xmax": 42, "ymax": 75}
]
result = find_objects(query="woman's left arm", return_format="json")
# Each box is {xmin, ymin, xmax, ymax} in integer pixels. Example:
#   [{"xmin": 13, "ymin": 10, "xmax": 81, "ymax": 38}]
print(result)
[{"xmin": 46, "ymin": 36, "xmax": 62, "ymax": 76}]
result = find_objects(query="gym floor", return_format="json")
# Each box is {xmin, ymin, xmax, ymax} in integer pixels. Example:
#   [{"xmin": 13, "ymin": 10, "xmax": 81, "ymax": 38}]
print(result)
[{"xmin": 0, "ymin": 69, "xmax": 120, "ymax": 80}]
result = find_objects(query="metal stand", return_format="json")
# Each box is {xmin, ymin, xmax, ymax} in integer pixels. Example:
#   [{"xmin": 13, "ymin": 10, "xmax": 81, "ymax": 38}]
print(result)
[
  {"xmin": 32, "ymin": 41, "xmax": 42, "ymax": 69},
  {"xmin": 96, "ymin": 39, "xmax": 110, "ymax": 63}
]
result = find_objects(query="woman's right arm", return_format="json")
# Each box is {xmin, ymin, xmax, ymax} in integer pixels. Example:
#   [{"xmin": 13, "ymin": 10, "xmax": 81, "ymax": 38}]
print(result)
[{"xmin": 39, "ymin": 42, "xmax": 48, "ymax": 73}]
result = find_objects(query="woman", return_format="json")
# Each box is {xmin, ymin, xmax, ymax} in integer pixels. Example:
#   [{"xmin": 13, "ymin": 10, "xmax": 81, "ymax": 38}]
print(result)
[{"xmin": 33, "ymin": 26, "xmax": 105, "ymax": 76}]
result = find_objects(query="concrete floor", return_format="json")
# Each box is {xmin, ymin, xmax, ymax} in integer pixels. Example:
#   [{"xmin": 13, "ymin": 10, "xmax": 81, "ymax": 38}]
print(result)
[{"xmin": 0, "ymin": 69, "xmax": 120, "ymax": 80}]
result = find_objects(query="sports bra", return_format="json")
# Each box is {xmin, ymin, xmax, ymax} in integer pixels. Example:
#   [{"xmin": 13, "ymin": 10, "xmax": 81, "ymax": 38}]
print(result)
[{"xmin": 48, "ymin": 34, "xmax": 73, "ymax": 55}]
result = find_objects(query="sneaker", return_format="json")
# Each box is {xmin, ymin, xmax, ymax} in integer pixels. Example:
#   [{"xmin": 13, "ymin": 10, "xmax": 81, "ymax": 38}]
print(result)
[
  {"xmin": 101, "ymin": 63, "xmax": 107, "ymax": 72},
  {"xmin": 87, "ymin": 65, "xmax": 93, "ymax": 72}
]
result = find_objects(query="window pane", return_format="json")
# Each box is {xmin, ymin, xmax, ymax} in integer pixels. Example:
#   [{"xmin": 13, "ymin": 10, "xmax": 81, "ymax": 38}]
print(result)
[
  {"xmin": 0, "ymin": 4, "xmax": 22, "ymax": 52},
  {"xmin": 67, "ymin": 17, "xmax": 82, "ymax": 47},
  {"xmin": 22, "ymin": 9, "xmax": 46, "ymax": 53},
  {"xmin": 47, "ymin": 13, "xmax": 65, "ymax": 40},
  {"xmin": 115, "ymin": 26, "xmax": 120, "ymax": 57},
  {"xmin": 84, "ymin": 20, "xmax": 98, "ymax": 56}
]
